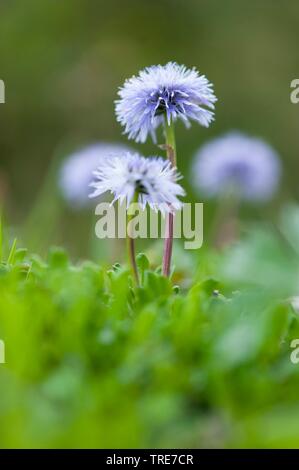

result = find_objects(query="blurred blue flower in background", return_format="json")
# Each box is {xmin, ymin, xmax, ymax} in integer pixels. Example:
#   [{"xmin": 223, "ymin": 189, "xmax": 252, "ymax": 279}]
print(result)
[
  {"xmin": 115, "ymin": 62, "xmax": 217, "ymax": 143},
  {"xmin": 59, "ymin": 142, "xmax": 133, "ymax": 208},
  {"xmin": 191, "ymin": 132, "xmax": 281, "ymax": 202}
]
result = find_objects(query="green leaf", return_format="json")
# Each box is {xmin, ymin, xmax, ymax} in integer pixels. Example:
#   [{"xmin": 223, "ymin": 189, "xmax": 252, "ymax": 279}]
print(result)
[
  {"xmin": 14, "ymin": 248, "xmax": 28, "ymax": 263},
  {"xmin": 136, "ymin": 253, "xmax": 150, "ymax": 273},
  {"xmin": 7, "ymin": 238, "xmax": 17, "ymax": 265},
  {"xmin": 47, "ymin": 246, "xmax": 69, "ymax": 268}
]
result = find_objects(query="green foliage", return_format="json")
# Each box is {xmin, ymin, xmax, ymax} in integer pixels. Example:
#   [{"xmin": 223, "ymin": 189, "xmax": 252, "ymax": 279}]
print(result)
[{"xmin": 0, "ymin": 219, "xmax": 299, "ymax": 449}]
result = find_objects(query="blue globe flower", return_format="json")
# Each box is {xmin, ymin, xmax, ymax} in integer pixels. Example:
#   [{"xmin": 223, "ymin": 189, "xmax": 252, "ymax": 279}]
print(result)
[
  {"xmin": 192, "ymin": 132, "xmax": 281, "ymax": 202},
  {"xmin": 59, "ymin": 142, "xmax": 133, "ymax": 208},
  {"xmin": 89, "ymin": 152, "xmax": 185, "ymax": 214},
  {"xmin": 115, "ymin": 62, "xmax": 217, "ymax": 143}
]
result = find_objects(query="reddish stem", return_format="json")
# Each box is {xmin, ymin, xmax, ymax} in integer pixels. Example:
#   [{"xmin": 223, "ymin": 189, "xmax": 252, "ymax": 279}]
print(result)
[
  {"xmin": 162, "ymin": 117, "xmax": 176, "ymax": 278},
  {"xmin": 162, "ymin": 212, "xmax": 174, "ymax": 277}
]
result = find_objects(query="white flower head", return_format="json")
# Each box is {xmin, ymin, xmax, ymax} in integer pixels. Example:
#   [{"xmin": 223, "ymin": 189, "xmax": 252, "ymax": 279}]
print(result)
[
  {"xmin": 89, "ymin": 152, "xmax": 185, "ymax": 214},
  {"xmin": 59, "ymin": 142, "xmax": 132, "ymax": 208}
]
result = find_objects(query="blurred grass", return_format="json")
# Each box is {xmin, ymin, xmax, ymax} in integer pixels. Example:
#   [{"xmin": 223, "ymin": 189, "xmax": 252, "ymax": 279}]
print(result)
[{"xmin": 0, "ymin": 207, "xmax": 299, "ymax": 448}]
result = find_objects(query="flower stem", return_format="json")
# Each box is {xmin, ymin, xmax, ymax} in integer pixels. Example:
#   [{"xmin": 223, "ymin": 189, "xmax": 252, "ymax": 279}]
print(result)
[
  {"xmin": 162, "ymin": 116, "xmax": 177, "ymax": 277},
  {"xmin": 164, "ymin": 116, "xmax": 177, "ymax": 167},
  {"xmin": 127, "ymin": 193, "xmax": 139, "ymax": 286}
]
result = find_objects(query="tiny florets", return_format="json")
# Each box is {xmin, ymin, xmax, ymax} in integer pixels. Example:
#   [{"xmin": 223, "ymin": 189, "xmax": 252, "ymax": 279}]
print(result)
[
  {"xmin": 89, "ymin": 152, "xmax": 185, "ymax": 213},
  {"xmin": 115, "ymin": 62, "xmax": 217, "ymax": 143}
]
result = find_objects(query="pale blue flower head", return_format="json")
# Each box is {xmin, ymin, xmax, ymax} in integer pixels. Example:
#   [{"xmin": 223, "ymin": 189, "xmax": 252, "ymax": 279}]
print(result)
[
  {"xmin": 192, "ymin": 132, "xmax": 281, "ymax": 202},
  {"xmin": 89, "ymin": 152, "xmax": 185, "ymax": 214},
  {"xmin": 115, "ymin": 62, "xmax": 217, "ymax": 143},
  {"xmin": 59, "ymin": 142, "xmax": 132, "ymax": 208}
]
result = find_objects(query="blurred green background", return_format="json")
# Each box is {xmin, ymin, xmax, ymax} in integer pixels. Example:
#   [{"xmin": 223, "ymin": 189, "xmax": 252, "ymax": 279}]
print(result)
[
  {"xmin": 0, "ymin": 0, "xmax": 299, "ymax": 258},
  {"xmin": 1, "ymin": 1, "xmax": 299, "ymax": 450}
]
